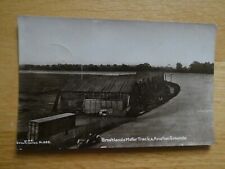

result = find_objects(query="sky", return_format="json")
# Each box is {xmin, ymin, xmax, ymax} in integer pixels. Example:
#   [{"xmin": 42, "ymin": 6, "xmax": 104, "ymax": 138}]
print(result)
[{"xmin": 18, "ymin": 16, "xmax": 216, "ymax": 67}]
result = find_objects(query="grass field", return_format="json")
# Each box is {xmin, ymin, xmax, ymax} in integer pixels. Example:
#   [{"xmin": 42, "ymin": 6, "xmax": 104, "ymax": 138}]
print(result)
[{"xmin": 18, "ymin": 73, "xmax": 80, "ymax": 132}]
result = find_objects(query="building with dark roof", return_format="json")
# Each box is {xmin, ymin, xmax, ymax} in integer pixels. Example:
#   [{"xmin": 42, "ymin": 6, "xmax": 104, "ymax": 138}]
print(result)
[{"xmin": 58, "ymin": 72, "xmax": 164, "ymax": 116}]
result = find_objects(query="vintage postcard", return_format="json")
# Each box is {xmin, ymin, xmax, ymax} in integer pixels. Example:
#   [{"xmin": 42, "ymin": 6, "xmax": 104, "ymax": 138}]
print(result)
[{"xmin": 17, "ymin": 16, "xmax": 216, "ymax": 150}]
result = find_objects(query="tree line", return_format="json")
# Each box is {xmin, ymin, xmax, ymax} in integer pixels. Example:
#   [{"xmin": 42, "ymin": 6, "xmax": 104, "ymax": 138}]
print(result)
[
  {"xmin": 175, "ymin": 61, "xmax": 214, "ymax": 74},
  {"xmin": 20, "ymin": 61, "xmax": 214, "ymax": 74}
]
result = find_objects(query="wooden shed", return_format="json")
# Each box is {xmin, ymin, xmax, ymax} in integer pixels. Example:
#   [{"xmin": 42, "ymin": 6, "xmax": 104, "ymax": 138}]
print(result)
[{"xmin": 59, "ymin": 75, "xmax": 136, "ymax": 115}]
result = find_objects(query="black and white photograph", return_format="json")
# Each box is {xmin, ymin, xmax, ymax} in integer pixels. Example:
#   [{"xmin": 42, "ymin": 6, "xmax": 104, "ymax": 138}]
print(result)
[{"xmin": 17, "ymin": 16, "xmax": 216, "ymax": 150}]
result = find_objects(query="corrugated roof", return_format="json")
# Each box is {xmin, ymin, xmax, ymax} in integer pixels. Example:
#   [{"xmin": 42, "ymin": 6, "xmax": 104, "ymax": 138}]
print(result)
[
  {"xmin": 30, "ymin": 113, "xmax": 75, "ymax": 123},
  {"xmin": 62, "ymin": 75, "xmax": 137, "ymax": 93}
]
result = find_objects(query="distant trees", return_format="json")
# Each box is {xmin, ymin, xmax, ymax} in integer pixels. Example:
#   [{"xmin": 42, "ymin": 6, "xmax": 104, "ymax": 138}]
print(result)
[
  {"xmin": 174, "ymin": 61, "xmax": 214, "ymax": 74},
  {"xmin": 136, "ymin": 63, "xmax": 151, "ymax": 71},
  {"xmin": 20, "ymin": 61, "xmax": 214, "ymax": 74},
  {"xmin": 189, "ymin": 61, "xmax": 214, "ymax": 74},
  {"xmin": 176, "ymin": 63, "xmax": 183, "ymax": 72},
  {"xmin": 20, "ymin": 63, "xmax": 151, "ymax": 72}
]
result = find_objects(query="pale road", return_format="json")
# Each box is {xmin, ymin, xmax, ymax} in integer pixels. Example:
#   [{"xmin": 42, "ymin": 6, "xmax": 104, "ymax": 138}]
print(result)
[{"xmin": 94, "ymin": 73, "xmax": 214, "ymax": 148}]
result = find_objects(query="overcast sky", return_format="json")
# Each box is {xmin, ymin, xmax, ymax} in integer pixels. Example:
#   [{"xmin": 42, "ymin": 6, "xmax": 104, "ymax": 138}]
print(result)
[{"xmin": 18, "ymin": 16, "xmax": 216, "ymax": 67}]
